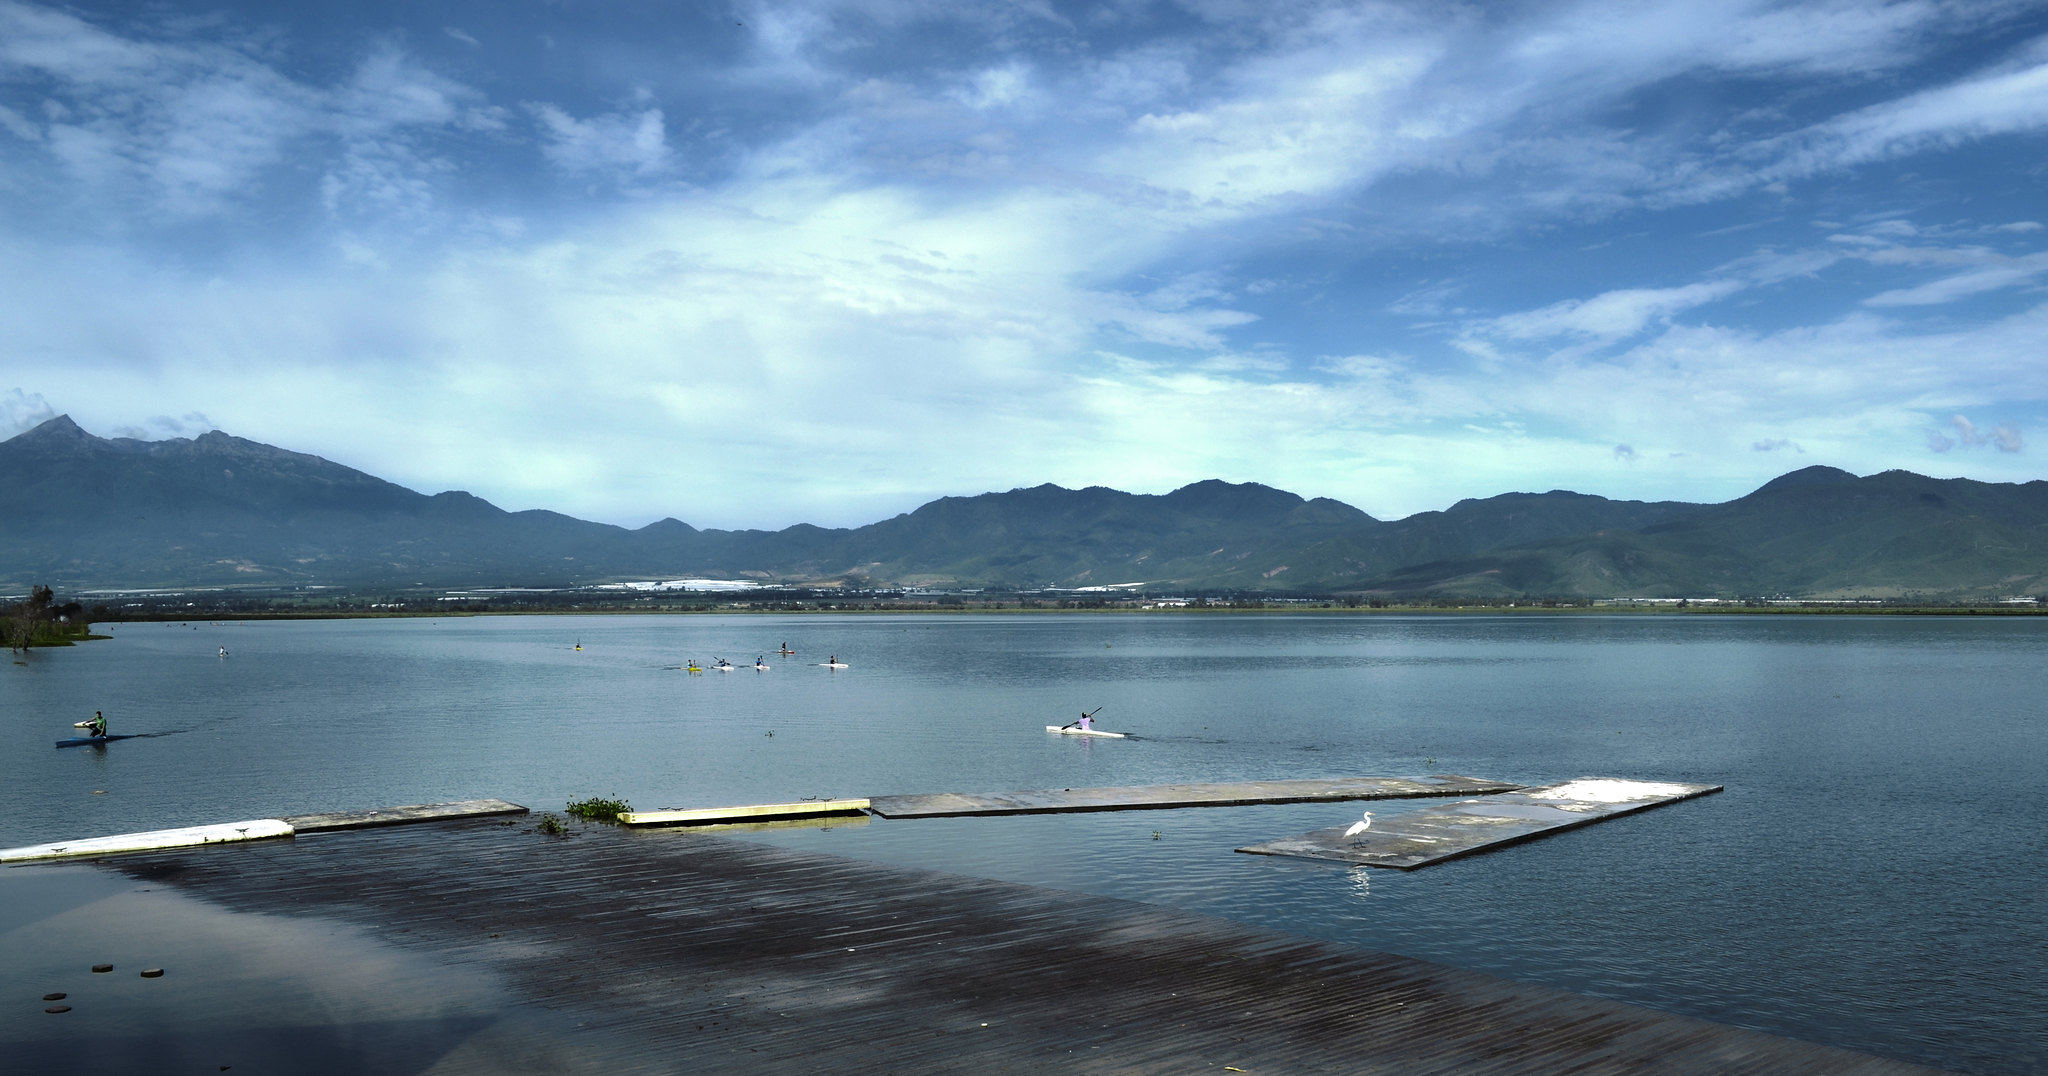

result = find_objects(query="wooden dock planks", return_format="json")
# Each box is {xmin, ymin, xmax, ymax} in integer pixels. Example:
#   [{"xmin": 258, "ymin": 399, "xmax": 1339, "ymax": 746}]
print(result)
[
  {"xmin": 1237, "ymin": 777, "xmax": 1723, "ymax": 869},
  {"xmin": 67, "ymin": 814, "xmax": 1935, "ymax": 1074},
  {"xmin": 867, "ymin": 774, "xmax": 1522, "ymax": 818},
  {"xmin": 283, "ymin": 798, "xmax": 528, "ymax": 832}
]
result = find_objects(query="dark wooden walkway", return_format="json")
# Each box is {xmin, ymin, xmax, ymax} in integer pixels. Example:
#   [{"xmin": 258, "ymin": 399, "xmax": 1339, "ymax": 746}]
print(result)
[
  {"xmin": 284, "ymin": 798, "xmax": 528, "ymax": 832},
  {"xmin": 868, "ymin": 775, "xmax": 1521, "ymax": 818},
  {"xmin": 68, "ymin": 818, "xmax": 1942, "ymax": 1074}
]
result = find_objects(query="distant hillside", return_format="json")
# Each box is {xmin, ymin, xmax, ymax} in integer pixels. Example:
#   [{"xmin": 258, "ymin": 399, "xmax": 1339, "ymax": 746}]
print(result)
[{"xmin": 4, "ymin": 416, "xmax": 2047, "ymax": 599}]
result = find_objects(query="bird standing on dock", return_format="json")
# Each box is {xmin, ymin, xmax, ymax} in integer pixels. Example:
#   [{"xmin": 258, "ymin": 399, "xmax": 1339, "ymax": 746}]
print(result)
[{"xmin": 1343, "ymin": 811, "xmax": 1374, "ymax": 837}]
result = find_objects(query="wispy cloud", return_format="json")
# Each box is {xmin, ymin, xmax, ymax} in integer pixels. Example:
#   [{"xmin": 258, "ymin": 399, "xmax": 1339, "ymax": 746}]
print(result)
[
  {"xmin": 1770, "ymin": 48, "xmax": 2048, "ymax": 179},
  {"xmin": 1930, "ymin": 413, "xmax": 2025, "ymax": 453},
  {"xmin": 1473, "ymin": 280, "xmax": 1746, "ymax": 344},
  {"xmin": 529, "ymin": 100, "xmax": 673, "ymax": 179},
  {"xmin": 0, "ymin": 388, "xmax": 57, "ymax": 438}
]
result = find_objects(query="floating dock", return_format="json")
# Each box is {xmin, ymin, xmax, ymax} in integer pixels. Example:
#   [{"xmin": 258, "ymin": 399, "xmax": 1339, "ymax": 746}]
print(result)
[
  {"xmin": 1238, "ymin": 777, "xmax": 1722, "ymax": 870},
  {"xmin": 284, "ymin": 798, "xmax": 528, "ymax": 832},
  {"xmin": 0, "ymin": 800, "xmax": 528, "ymax": 863},
  {"xmin": 867, "ymin": 775, "xmax": 1521, "ymax": 818},
  {"xmin": 15, "ymin": 813, "xmax": 1934, "ymax": 1074},
  {"xmin": 0, "ymin": 819, "xmax": 294, "ymax": 863},
  {"xmin": 620, "ymin": 798, "xmax": 869, "ymax": 826}
]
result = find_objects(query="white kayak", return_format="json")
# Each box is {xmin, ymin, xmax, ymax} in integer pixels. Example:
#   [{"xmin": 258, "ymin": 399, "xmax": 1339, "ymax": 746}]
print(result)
[
  {"xmin": 1046, "ymin": 725, "xmax": 1127, "ymax": 738},
  {"xmin": 816, "ymin": 662, "xmax": 850, "ymax": 668}
]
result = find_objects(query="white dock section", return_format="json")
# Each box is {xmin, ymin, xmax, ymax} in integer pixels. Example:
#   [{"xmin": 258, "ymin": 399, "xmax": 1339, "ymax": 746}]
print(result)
[
  {"xmin": 1237, "ymin": 777, "xmax": 1722, "ymax": 870},
  {"xmin": 0, "ymin": 819, "xmax": 294, "ymax": 863}
]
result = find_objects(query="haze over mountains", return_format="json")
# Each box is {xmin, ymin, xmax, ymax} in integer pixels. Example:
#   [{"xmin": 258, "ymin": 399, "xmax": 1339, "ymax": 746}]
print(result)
[{"xmin": 5, "ymin": 416, "xmax": 2047, "ymax": 600}]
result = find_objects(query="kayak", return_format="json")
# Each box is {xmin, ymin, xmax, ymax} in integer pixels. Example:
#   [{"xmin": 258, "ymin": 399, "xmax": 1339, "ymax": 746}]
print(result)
[
  {"xmin": 57, "ymin": 729, "xmax": 140, "ymax": 746},
  {"xmin": 816, "ymin": 662, "xmax": 850, "ymax": 669},
  {"xmin": 1045, "ymin": 725, "xmax": 1127, "ymax": 738}
]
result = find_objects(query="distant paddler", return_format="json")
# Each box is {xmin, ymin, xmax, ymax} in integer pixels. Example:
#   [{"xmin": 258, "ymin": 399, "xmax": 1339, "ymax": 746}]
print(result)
[
  {"xmin": 87, "ymin": 710, "xmax": 107, "ymax": 737},
  {"xmin": 754, "ymin": 656, "xmax": 770, "ymax": 671},
  {"xmin": 1061, "ymin": 706, "xmax": 1104, "ymax": 732}
]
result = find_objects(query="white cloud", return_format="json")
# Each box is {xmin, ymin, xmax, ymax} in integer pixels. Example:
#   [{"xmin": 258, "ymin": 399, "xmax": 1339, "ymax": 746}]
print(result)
[
  {"xmin": 1474, "ymin": 280, "xmax": 1745, "ymax": 343},
  {"xmin": 1759, "ymin": 51, "xmax": 2048, "ymax": 183},
  {"xmin": 1938, "ymin": 413, "xmax": 2026, "ymax": 453},
  {"xmin": 1865, "ymin": 251, "xmax": 2048, "ymax": 306},
  {"xmin": 1, "ymin": 388, "xmax": 57, "ymax": 438},
  {"xmin": 112, "ymin": 411, "xmax": 215, "ymax": 440},
  {"xmin": 528, "ymin": 102, "xmax": 672, "ymax": 178}
]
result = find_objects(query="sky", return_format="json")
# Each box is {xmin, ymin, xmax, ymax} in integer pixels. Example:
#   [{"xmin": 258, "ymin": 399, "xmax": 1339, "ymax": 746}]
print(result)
[{"xmin": 2, "ymin": 0, "xmax": 2046, "ymax": 529}]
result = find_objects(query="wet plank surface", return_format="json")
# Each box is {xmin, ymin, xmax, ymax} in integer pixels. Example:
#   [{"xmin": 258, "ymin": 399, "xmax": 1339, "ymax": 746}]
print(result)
[
  {"xmin": 78, "ymin": 815, "xmax": 1935, "ymax": 1075},
  {"xmin": 868, "ymin": 774, "xmax": 1522, "ymax": 818},
  {"xmin": 1238, "ymin": 778, "xmax": 1723, "ymax": 870},
  {"xmin": 282, "ymin": 799, "xmax": 528, "ymax": 831},
  {"xmin": 620, "ymin": 799, "xmax": 870, "ymax": 826}
]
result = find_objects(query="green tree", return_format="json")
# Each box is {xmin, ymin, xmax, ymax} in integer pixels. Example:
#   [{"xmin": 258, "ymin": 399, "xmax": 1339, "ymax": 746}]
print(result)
[{"xmin": 6, "ymin": 584, "xmax": 90, "ymax": 648}]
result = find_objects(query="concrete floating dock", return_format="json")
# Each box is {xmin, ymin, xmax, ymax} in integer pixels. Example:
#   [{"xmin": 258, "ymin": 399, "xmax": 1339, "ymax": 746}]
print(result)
[
  {"xmin": 620, "ymin": 798, "xmax": 870, "ymax": 826},
  {"xmin": 283, "ymin": 798, "xmax": 528, "ymax": 832},
  {"xmin": 43, "ymin": 814, "xmax": 1937, "ymax": 1074},
  {"xmin": 1238, "ymin": 777, "xmax": 1722, "ymax": 870},
  {"xmin": 868, "ymin": 774, "xmax": 1521, "ymax": 818},
  {"xmin": 0, "ymin": 818, "xmax": 294, "ymax": 863}
]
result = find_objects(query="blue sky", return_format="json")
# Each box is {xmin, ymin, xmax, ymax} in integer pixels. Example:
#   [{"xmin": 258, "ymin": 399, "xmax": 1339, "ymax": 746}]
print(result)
[{"xmin": 2, "ymin": 0, "xmax": 2045, "ymax": 528}]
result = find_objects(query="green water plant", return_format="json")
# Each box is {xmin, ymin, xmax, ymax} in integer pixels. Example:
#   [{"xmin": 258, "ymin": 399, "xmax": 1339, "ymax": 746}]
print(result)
[
  {"xmin": 565, "ymin": 796, "xmax": 631, "ymax": 823},
  {"xmin": 535, "ymin": 812, "xmax": 568, "ymax": 837}
]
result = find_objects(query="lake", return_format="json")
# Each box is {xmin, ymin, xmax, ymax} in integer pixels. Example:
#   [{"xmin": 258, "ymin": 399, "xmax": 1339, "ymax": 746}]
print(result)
[{"xmin": 4, "ymin": 612, "xmax": 2043, "ymax": 1073}]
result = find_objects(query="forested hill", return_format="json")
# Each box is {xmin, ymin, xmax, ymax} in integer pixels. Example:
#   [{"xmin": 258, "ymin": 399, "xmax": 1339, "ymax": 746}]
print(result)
[{"xmin": 4, "ymin": 416, "xmax": 2046, "ymax": 600}]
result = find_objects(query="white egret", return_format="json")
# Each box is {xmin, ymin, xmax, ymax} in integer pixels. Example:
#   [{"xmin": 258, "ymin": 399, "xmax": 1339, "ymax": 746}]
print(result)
[{"xmin": 1343, "ymin": 810, "xmax": 1374, "ymax": 837}]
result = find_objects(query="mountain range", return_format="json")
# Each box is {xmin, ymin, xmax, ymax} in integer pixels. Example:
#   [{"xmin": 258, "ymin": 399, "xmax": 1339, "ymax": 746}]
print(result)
[{"xmin": 5, "ymin": 415, "xmax": 2047, "ymax": 600}]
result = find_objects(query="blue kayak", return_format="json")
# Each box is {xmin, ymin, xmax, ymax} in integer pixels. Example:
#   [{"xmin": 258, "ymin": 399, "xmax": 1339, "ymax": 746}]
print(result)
[{"xmin": 56, "ymin": 734, "xmax": 138, "ymax": 748}]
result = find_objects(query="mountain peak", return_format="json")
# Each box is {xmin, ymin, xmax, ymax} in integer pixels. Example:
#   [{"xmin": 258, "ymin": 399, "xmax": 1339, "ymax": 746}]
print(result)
[
  {"xmin": 1753, "ymin": 465, "xmax": 1859, "ymax": 495},
  {"xmin": 7, "ymin": 414, "xmax": 91, "ymax": 445},
  {"xmin": 1162, "ymin": 479, "xmax": 1305, "ymax": 521}
]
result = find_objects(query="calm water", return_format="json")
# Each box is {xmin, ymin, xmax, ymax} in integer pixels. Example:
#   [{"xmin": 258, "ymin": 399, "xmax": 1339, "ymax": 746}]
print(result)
[{"xmin": 4, "ymin": 613, "xmax": 2044, "ymax": 1073}]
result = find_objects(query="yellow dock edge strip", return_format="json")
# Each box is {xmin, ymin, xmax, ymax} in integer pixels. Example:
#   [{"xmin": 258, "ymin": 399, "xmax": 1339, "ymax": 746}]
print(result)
[{"xmin": 620, "ymin": 799, "xmax": 871, "ymax": 826}]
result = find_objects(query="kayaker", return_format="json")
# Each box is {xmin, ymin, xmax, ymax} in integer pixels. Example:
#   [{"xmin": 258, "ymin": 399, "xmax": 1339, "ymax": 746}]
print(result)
[
  {"xmin": 88, "ymin": 711, "xmax": 107, "ymax": 737},
  {"xmin": 1078, "ymin": 711, "xmax": 1094, "ymax": 731}
]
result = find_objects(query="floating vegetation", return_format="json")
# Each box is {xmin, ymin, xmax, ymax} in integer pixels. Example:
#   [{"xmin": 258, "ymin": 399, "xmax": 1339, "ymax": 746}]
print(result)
[
  {"xmin": 565, "ymin": 796, "xmax": 631, "ymax": 823},
  {"xmin": 535, "ymin": 813, "xmax": 568, "ymax": 837}
]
